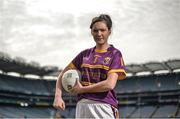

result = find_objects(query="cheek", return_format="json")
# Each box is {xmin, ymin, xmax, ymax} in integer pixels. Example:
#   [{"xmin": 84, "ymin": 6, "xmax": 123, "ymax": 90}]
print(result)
[
  {"xmin": 91, "ymin": 32, "xmax": 95, "ymax": 37},
  {"xmin": 104, "ymin": 33, "xmax": 110, "ymax": 39}
]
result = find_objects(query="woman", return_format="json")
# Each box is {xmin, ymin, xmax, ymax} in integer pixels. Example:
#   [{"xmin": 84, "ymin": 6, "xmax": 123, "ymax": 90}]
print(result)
[{"xmin": 53, "ymin": 14, "xmax": 126, "ymax": 118}]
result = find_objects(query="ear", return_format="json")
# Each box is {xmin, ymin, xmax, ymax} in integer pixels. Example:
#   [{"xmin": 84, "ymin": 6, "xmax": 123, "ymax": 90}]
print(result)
[{"xmin": 109, "ymin": 29, "xmax": 111, "ymax": 35}]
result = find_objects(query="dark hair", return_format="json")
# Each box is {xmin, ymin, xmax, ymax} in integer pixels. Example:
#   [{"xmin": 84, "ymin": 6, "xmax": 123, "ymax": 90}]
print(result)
[{"xmin": 90, "ymin": 14, "xmax": 112, "ymax": 30}]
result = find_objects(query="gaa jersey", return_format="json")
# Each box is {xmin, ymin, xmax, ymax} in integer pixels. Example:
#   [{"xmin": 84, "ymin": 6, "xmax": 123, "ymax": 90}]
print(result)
[{"xmin": 69, "ymin": 45, "xmax": 126, "ymax": 107}]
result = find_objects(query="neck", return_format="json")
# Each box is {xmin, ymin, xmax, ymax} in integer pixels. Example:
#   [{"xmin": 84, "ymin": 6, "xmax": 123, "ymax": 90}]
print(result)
[{"xmin": 96, "ymin": 43, "xmax": 109, "ymax": 50}]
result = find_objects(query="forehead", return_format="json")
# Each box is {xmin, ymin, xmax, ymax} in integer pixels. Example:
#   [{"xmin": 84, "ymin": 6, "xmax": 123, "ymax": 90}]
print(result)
[{"xmin": 91, "ymin": 21, "xmax": 108, "ymax": 29}]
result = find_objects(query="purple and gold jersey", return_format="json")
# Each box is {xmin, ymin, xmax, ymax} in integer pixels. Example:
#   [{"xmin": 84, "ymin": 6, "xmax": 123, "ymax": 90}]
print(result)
[{"xmin": 69, "ymin": 45, "xmax": 126, "ymax": 107}]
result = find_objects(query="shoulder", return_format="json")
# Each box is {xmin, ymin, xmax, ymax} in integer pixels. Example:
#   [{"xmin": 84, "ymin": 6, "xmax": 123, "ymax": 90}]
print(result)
[
  {"xmin": 82, "ymin": 47, "xmax": 93, "ymax": 52},
  {"xmin": 109, "ymin": 45, "xmax": 122, "ymax": 56},
  {"xmin": 78, "ymin": 47, "xmax": 94, "ymax": 56}
]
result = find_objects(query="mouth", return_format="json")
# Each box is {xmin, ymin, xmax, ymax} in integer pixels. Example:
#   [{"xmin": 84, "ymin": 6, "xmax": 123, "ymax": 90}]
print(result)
[
  {"xmin": 95, "ymin": 38, "xmax": 104, "ymax": 44},
  {"xmin": 96, "ymin": 37, "xmax": 103, "ymax": 40}
]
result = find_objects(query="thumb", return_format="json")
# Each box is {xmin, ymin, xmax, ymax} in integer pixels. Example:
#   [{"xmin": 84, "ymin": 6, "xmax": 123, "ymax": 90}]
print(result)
[
  {"xmin": 62, "ymin": 102, "xmax": 65, "ymax": 110},
  {"xmin": 75, "ymin": 78, "xmax": 79, "ymax": 85}
]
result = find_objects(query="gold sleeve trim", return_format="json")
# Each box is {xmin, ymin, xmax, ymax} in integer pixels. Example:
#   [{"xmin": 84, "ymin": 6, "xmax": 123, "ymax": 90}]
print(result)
[{"xmin": 108, "ymin": 69, "xmax": 126, "ymax": 80}]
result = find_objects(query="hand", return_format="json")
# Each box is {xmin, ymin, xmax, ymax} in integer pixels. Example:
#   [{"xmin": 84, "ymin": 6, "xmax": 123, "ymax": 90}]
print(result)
[
  {"xmin": 70, "ymin": 79, "xmax": 83, "ymax": 94},
  {"xmin": 53, "ymin": 96, "xmax": 65, "ymax": 110}
]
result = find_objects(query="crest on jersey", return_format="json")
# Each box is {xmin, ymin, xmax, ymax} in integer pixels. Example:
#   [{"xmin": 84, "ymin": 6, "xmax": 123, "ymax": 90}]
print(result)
[{"xmin": 103, "ymin": 57, "xmax": 111, "ymax": 65}]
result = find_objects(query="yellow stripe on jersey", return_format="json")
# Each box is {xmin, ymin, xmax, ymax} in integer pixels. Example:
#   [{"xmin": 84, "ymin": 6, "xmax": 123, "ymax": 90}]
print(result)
[
  {"xmin": 81, "ymin": 63, "xmax": 109, "ymax": 70},
  {"xmin": 108, "ymin": 69, "xmax": 126, "ymax": 74},
  {"xmin": 108, "ymin": 69, "xmax": 126, "ymax": 80},
  {"xmin": 67, "ymin": 62, "xmax": 77, "ymax": 69}
]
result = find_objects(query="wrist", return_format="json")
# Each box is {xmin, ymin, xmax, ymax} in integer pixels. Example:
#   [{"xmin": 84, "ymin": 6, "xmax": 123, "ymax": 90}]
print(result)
[
  {"xmin": 55, "ymin": 93, "xmax": 62, "ymax": 98},
  {"xmin": 80, "ymin": 86, "xmax": 86, "ymax": 93}
]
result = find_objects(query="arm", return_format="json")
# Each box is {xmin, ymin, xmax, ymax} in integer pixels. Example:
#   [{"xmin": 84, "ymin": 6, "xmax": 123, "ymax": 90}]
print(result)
[
  {"xmin": 71, "ymin": 72, "xmax": 118, "ymax": 94},
  {"xmin": 53, "ymin": 63, "xmax": 75, "ymax": 110}
]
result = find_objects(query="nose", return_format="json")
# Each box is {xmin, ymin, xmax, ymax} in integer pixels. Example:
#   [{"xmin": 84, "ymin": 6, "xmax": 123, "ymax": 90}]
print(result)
[{"xmin": 97, "ymin": 30, "xmax": 102, "ymax": 36}]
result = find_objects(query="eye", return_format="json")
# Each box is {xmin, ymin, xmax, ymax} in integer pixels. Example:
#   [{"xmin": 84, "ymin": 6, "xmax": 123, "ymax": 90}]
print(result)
[
  {"xmin": 93, "ymin": 29, "xmax": 98, "ymax": 33},
  {"xmin": 100, "ymin": 29, "xmax": 106, "ymax": 32}
]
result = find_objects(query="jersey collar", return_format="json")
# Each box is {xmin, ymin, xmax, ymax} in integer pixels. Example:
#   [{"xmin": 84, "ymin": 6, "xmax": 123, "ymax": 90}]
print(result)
[{"xmin": 94, "ymin": 45, "xmax": 114, "ymax": 53}]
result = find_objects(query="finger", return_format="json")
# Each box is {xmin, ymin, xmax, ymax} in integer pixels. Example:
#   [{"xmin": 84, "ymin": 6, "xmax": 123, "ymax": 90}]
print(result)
[
  {"xmin": 62, "ymin": 102, "xmax": 65, "ymax": 110},
  {"xmin": 54, "ymin": 105, "xmax": 60, "ymax": 110},
  {"xmin": 53, "ymin": 103, "xmax": 58, "ymax": 109},
  {"xmin": 75, "ymin": 78, "xmax": 80, "ymax": 86},
  {"xmin": 71, "ymin": 88, "xmax": 77, "ymax": 94},
  {"xmin": 53, "ymin": 103, "xmax": 63, "ymax": 110}
]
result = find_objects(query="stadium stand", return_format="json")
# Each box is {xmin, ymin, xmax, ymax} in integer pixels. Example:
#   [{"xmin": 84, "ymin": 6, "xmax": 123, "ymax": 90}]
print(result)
[
  {"xmin": 152, "ymin": 104, "xmax": 177, "ymax": 118},
  {"xmin": 130, "ymin": 105, "xmax": 156, "ymax": 118},
  {"xmin": 0, "ymin": 52, "xmax": 180, "ymax": 118}
]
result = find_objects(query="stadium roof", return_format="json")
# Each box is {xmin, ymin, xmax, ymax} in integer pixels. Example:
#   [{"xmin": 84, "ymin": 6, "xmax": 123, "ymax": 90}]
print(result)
[
  {"xmin": 48, "ymin": 59, "xmax": 180, "ymax": 77},
  {"xmin": 0, "ymin": 52, "xmax": 58, "ymax": 76},
  {"xmin": 0, "ymin": 52, "xmax": 180, "ymax": 76},
  {"xmin": 126, "ymin": 59, "xmax": 180, "ymax": 75}
]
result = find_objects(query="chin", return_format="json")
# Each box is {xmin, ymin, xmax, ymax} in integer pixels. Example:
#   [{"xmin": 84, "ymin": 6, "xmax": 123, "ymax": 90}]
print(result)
[
  {"xmin": 96, "ymin": 40, "xmax": 104, "ymax": 44},
  {"xmin": 97, "ymin": 42, "xmax": 106, "ymax": 46}
]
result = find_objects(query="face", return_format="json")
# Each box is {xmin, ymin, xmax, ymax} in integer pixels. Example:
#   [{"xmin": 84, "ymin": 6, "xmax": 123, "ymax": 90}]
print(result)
[{"xmin": 91, "ymin": 21, "xmax": 111, "ymax": 46}]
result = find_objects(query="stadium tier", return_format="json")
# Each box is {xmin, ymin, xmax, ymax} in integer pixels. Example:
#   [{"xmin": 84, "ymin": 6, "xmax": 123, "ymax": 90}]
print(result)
[
  {"xmin": 0, "ymin": 55, "xmax": 180, "ymax": 118},
  {"xmin": 0, "ymin": 72, "xmax": 180, "ymax": 118}
]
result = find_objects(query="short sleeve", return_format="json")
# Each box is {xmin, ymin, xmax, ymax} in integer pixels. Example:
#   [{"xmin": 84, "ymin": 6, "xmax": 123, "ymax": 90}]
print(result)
[
  {"xmin": 108, "ymin": 50, "xmax": 126, "ymax": 80},
  {"xmin": 69, "ymin": 51, "xmax": 83, "ymax": 70}
]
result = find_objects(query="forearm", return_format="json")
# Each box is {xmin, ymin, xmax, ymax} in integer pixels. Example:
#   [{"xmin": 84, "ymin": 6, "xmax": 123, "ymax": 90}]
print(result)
[
  {"xmin": 53, "ymin": 72, "xmax": 66, "ymax": 110},
  {"xmin": 54, "ymin": 63, "xmax": 75, "ymax": 97},
  {"xmin": 54, "ymin": 73, "xmax": 63, "ymax": 97}
]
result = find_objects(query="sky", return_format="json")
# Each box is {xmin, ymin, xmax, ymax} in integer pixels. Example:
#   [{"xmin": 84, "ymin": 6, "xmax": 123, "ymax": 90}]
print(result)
[{"xmin": 0, "ymin": 0, "xmax": 180, "ymax": 69}]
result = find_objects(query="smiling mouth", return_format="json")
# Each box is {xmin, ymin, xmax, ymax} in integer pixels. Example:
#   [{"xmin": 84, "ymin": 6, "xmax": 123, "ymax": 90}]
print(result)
[{"xmin": 96, "ymin": 38, "xmax": 103, "ymax": 40}]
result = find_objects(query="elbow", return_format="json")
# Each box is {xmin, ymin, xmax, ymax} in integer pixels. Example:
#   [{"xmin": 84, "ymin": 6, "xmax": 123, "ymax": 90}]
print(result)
[
  {"xmin": 118, "ymin": 74, "xmax": 126, "ymax": 80},
  {"xmin": 106, "ymin": 83, "xmax": 116, "ymax": 91},
  {"xmin": 105, "ymin": 78, "xmax": 117, "ymax": 91}
]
